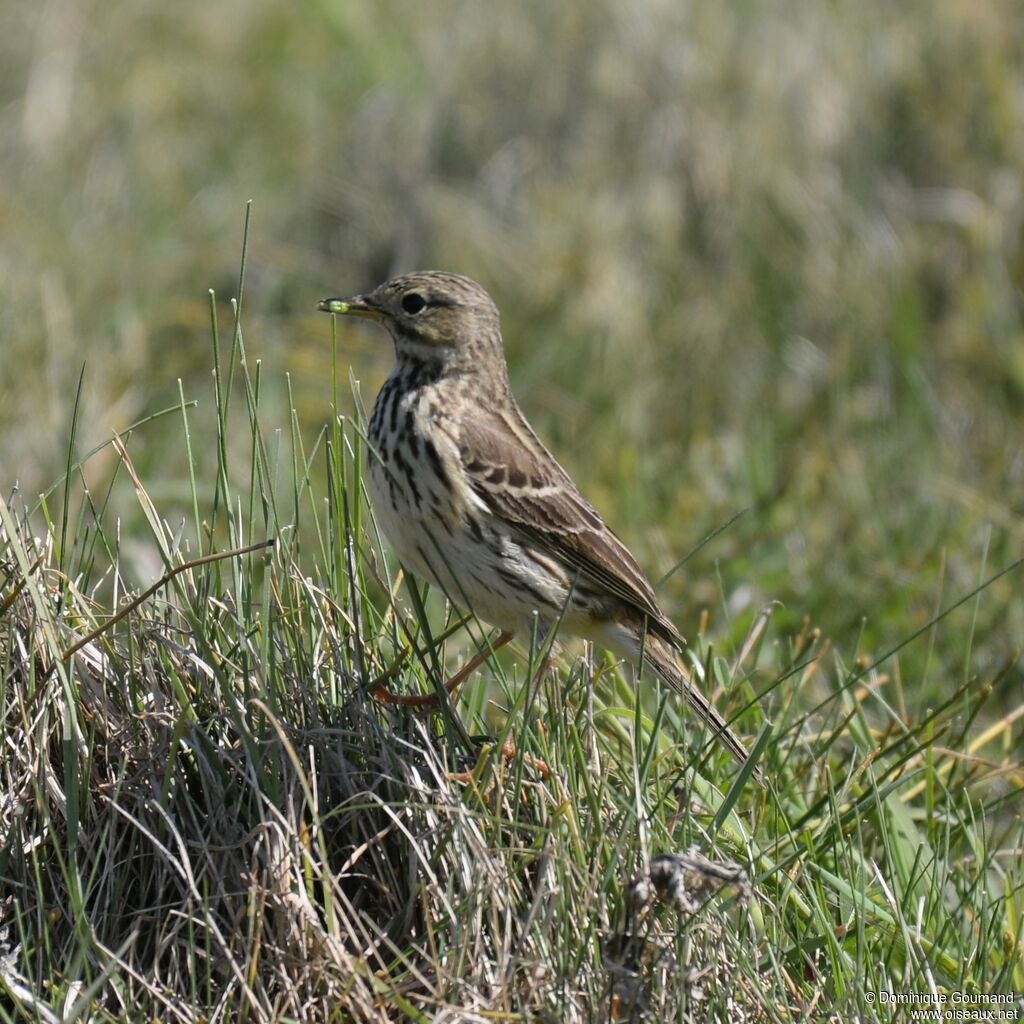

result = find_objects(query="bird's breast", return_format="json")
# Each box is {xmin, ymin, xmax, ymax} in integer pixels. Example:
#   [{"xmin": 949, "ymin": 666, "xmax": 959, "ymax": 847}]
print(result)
[{"xmin": 366, "ymin": 379, "xmax": 471, "ymax": 573}]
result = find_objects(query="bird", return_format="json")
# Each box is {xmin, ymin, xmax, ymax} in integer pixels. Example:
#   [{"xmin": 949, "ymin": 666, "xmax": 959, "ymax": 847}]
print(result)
[{"xmin": 318, "ymin": 271, "xmax": 759, "ymax": 779}]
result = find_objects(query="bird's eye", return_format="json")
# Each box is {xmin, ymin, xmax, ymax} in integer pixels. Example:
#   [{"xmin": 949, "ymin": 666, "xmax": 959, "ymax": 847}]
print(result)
[{"xmin": 401, "ymin": 293, "xmax": 426, "ymax": 315}]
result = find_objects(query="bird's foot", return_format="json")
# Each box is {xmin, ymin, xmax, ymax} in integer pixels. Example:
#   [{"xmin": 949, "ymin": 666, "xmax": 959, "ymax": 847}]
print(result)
[
  {"xmin": 449, "ymin": 736, "xmax": 550, "ymax": 784},
  {"xmin": 369, "ymin": 630, "xmax": 515, "ymax": 711}
]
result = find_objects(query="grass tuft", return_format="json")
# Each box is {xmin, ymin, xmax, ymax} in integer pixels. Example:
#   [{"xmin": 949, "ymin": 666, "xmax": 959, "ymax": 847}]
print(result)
[{"xmin": 1, "ymin": 254, "xmax": 1021, "ymax": 1021}]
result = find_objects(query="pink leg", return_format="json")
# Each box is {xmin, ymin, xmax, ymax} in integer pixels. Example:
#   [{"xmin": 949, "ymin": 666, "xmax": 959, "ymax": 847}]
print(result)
[
  {"xmin": 450, "ymin": 736, "xmax": 551, "ymax": 784},
  {"xmin": 371, "ymin": 631, "xmax": 515, "ymax": 709}
]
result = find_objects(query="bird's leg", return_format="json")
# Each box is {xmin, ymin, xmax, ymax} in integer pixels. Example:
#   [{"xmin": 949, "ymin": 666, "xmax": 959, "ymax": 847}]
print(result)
[
  {"xmin": 449, "ymin": 623, "xmax": 558, "ymax": 784},
  {"xmin": 370, "ymin": 630, "xmax": 514, "ymax": 709},
  {"xmin": 368, "ymin": 626, "xmax": 552, "ymax": 779}
]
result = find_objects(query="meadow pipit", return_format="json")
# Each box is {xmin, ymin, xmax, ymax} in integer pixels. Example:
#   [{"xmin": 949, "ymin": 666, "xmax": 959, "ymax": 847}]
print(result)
[{"xmin": 319, "ymin": 272, "xmax": 758, "ymax": 777}]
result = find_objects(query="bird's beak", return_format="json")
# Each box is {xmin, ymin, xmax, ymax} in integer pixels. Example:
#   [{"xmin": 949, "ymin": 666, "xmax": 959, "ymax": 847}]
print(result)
[{"xmin": 316, "ymin": 295, "xmax": 384, "ymax": 321}]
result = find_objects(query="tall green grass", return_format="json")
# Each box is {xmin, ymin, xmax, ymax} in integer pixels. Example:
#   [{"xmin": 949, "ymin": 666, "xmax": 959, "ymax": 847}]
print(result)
[{"xmin": 1, "ymin": 229, "xmax": 1020, "ymax": 1021}]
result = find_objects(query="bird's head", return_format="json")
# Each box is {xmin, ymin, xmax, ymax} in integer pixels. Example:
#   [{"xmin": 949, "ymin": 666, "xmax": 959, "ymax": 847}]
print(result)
[{"xmin": 318, "ymin": 271, "xmax": 503, "ymax": 372}]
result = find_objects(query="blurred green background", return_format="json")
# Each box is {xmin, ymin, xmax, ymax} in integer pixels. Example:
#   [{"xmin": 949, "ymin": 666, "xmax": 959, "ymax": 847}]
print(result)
[{"xmin": 2, "ymin": 0, "xmax": 1022, "ymax": 691}]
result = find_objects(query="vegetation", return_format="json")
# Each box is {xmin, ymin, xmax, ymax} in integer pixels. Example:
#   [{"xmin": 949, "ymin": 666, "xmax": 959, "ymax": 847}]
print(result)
[{"xmin": 1, "ymin": 2, "xmax": 1022, "ymax": 1020}]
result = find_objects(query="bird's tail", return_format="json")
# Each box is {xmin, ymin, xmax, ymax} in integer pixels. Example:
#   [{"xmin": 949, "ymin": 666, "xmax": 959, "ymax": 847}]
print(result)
[{"xmin": 643, "ymin": 634, "xmax": 763, "ymax": 785}]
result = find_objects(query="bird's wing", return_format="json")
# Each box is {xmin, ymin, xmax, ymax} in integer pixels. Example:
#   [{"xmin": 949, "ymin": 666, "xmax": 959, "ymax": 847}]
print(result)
[{"xmin": 451, "ymin": 405, "xmax": 684, "ymax": 647}]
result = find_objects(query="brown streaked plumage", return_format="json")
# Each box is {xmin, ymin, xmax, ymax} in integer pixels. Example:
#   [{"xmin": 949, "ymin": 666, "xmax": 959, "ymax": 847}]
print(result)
[{"xmin": 318, "ymin": 271, "xmax": 759, "ymax": 779}]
